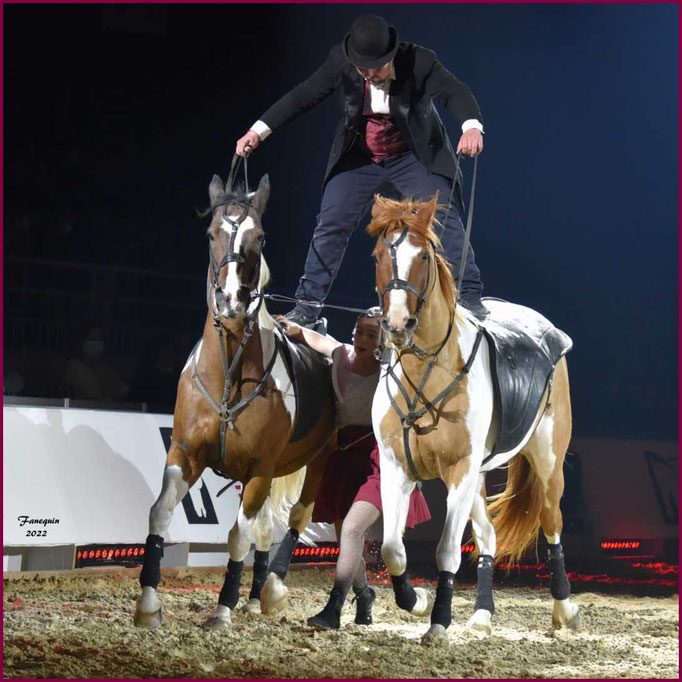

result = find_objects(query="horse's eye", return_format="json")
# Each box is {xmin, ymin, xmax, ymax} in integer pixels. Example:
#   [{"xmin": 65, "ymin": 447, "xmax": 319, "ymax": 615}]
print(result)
[
  {"xmin": 421, "ymin": 252, "xmax": 429, "ymax": 262},
  {"xmin": 208, "ymin": 233, "xmax": 214, "ymax": 242}
]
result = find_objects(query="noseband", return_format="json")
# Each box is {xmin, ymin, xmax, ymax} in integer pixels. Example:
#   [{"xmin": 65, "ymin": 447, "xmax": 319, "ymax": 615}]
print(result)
[
  {"xmin": 207, "ymin": 198, "xmax": 263, "ymax": 316},
  {"xmin": 378, "ymin": 224, "xmax": 431, "ymax": 324},
  {"xmin": 192, "ymin": 185, "xmax": 275, "ymax": 474},
  {"xmin": 376, "ymin": 223, "xmax": 484, "ymax": 484}
]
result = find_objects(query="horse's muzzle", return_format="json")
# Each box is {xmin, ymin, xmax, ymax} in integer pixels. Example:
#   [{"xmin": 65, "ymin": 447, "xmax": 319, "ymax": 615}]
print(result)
[
  {"xmin": 215, "ymin": 290, "xmax": 245, "ymax": 319},
  {"xmin": 382, "ymin": 317, "xmax": 416, "ymax": 350}
]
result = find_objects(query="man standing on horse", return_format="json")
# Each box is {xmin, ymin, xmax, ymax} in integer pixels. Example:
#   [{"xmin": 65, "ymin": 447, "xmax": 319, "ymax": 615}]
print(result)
[{"xmin": 236, "ymin": 13, "xmax": 487, "ymax": 324}]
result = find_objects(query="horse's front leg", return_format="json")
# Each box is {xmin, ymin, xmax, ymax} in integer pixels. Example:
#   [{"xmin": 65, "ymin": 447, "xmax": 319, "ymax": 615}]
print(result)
[
  {"xmin": 134, "ymin": 447, "xmax": 197, "ymax": 629},
  {"xmin": 466, "ymin": 472, "xmax": 496, "ymax": 636},
  {"xmin": 380, "ymin": 443, "xmax": 433, "ymax": 619},
  {"xmin": 423, "ymin": 456, "xmax": 479, "ymax": 642},
  {"xmin": 261, "ymin": 449, "xmax": 330, "ymax": 615},
  {"xmin": 204, "ymin": 475, "xmax": 271, "ymax": 630},
  {"xmin": 241, "ymin": 497, "xmax": 273, "ymax": 613}
]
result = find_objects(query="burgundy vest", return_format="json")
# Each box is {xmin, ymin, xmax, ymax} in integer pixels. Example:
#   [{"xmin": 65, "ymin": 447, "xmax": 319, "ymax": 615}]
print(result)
[{"xmin": 362, "ymin": 81, "xmax": 408, "ymax": 163}]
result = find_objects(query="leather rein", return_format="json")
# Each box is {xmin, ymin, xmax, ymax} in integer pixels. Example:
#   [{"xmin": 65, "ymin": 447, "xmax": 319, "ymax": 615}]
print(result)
[{"xmin": 191, "ymin": 156, "xmax": 278, "ymax": 484}]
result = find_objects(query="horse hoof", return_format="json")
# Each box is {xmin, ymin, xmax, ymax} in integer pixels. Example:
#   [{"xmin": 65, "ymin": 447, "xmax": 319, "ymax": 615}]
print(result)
[
  {"xmin": 203, "ymin": 605, "xmax": 232, "ymax": 630},
  {"xmin": 134, "ymin": 607, "xmax": 163, "ymax": 630},
  {"xmin": 241, "ymin": 598, "xmax": 261, "ymax": 614},
  {"xmin": 260, "ymin": 572, "xmax": 288, "ymax": 615},
  {"xmin": 409, "ymin": 587, "xmax": 434, "ymax": 618},
  {"xmin": 421, "ymin": 623, "xmax": 447, "ymax": 643},
  {"xmin": 552, "ymin": 601, "xmax": 580, "ymax": 631},
  {"xmin": 203, "ymin": 616, "xmax": 232, "ymax": 630},
  {"xmin": 466, "ymin": 609, "xmax": 493, "ymax": 637}
]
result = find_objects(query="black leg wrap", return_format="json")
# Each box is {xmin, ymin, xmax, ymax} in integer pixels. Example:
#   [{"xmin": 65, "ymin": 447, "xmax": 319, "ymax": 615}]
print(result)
[
  {"xmin": 269, "ymin": 528, "xmax": 299, "ymax": 580},
  {"xmin": 474, "ymin": 554, "xmax": 495, "ymax": 615},
  {"xmin": 391, "ymin": 570, "xmax": 417, "ymax": 612},
  {"xmin": 547, "ymin": 542, "xmax": 571, "ymax": 600},
  {"xmin": 249, "ymin": 550, "xmax": 270, "ymax": 600},
  {"xmin": 218, "ymin": 559, "xmax": 244, "ymax": 608},
  {"xmin": 430, "ymin": 571, "xmax": 456, "ymax": 628},
  {"xmin": 139, "ymin": 534, "xmax": 164, "ymax": 589}
]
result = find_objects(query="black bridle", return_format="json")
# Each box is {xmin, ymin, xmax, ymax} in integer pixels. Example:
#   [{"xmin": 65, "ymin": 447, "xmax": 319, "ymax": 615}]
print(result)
[
  {"xmin": 376, "ymin": 225, "xmax": 484, "ymax": 483},
  {"xmin": 378, "ymin": 224, "xmax": 432, "ymax": 331},
  {"xmin": 191, "ymin": 157, "xmax": 277, "ymax": 479}
]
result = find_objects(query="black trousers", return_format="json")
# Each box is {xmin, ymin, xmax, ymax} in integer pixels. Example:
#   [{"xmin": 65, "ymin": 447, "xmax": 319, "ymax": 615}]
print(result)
[{"xmin": 295, "ymin": 151, "xmax": 483, "ymax": 317}]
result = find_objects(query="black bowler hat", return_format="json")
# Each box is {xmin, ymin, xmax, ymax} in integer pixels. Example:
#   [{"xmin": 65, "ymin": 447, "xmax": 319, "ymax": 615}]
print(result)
[{"xmin": 343, "ymin": 15, "xmax": 399, "ymax": 69}]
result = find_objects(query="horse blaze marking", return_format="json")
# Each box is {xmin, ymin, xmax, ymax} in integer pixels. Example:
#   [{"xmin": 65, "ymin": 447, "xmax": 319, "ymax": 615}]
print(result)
[{"xmin": 159, "ymin": 427, "xmax": 219, "ymax": 525}]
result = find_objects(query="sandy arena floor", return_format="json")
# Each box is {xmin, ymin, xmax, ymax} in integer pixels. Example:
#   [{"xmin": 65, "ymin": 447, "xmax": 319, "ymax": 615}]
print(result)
[{"xmin": 3, "ymin": 565, "xmax": 678, "ymax": 679}]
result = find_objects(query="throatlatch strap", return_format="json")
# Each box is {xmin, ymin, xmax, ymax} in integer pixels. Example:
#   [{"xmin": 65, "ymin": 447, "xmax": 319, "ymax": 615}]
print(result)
[
  {"xmin": 249, "ymin": 550, "xmax": 270, "ymax": 600},
  {"xmin": 139, "ymin": 534, "xmax": 164, "ymax": 589},
  {"xmin": 269, "ymin": 528, "xmax": 299, "ymax": 580},
  {"xmin": 431, "ymin": 570, "xmax": 456, "ymax": 628},
  {"xmin": 474, "ymin": 554, "xmax": 495, "ymax": 615},
  {"xmin": 390, "ymin": 570, "xmax": 418, "ymax": 612},
  {"xmin": 218, "ymin": 559, "xmax": 244, "ymax": 608},
  {"xmin": 547, "ymin": 542, "xmax": 571, "ymax": 601}
]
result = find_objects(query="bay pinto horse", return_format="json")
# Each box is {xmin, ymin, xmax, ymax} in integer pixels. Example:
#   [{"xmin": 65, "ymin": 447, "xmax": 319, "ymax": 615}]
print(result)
[
  {"xmin": 367, "ymin": 194, "xmax": 579, "ymax": 641},
  {"xmin": 134, "ymin": 174, "xmax": 335, "ymax": 630}
]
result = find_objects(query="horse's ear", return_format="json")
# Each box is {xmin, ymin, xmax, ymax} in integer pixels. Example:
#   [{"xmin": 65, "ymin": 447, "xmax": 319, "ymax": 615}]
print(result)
[
  {"xmin": 209, "ymin": 175, "xmax": 224, "ymax": 206},
  {"xmin": 418, "ymin": 191, "xmax": 439, "ymax": 227},
  {"xmin": 250, "ymin": 174, "xmax": 270, "ymax": 217}
]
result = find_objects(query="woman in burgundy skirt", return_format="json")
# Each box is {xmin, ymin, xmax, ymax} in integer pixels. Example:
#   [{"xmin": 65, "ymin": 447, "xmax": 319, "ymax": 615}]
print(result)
[{"xmin": 275, "ymin": 308, "xmax": 430, "ymax": 630}]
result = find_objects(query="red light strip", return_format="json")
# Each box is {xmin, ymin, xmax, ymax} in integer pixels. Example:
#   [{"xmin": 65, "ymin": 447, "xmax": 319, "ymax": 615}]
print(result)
[
  {"xmin": 601, "ymin": 541, "xmax": 641, "ymax": 550},
  {"xmin": 76, "ymin": 546, "xmax": 146, "ymax": 562}
]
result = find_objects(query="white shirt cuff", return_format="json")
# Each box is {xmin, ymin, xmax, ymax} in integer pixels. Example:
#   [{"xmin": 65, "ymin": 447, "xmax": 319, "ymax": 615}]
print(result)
[
  {"xmin": 250, "ymin": 120, "xmax": 272, "ymax": 141},
  {"xmin": 462, "ymin": 119, "xmax": 484, "ymax": 134}
]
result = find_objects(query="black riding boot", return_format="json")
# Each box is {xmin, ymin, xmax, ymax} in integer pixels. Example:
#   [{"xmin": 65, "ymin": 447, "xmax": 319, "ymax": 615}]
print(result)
[
  {"xmin": 352, "ymin": 585, "xmax": 376, "ymax": 625},
  {"xmin": 307, "ymin": 587, "xmax": 345, "ymax": 630}
]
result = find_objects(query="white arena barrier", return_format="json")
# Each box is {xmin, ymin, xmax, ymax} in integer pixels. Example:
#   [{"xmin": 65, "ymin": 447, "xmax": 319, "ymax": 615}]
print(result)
[
  {"xmin": 3, "ymin": 401, "xmax": 334, "ymax": 571},
  {"xmin": 3, "ymin": 401, "xmax": 677, "ymax": 571}
]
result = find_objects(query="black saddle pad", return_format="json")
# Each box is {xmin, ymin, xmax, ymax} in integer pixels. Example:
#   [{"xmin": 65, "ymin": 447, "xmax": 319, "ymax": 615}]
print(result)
[
  {"xmin": 274, "ymin": 327, "xmax": 334, "ymax": 443},
  {"xmin": 480, "ymin": 298, "xmax": 572, "ymax": 460}
]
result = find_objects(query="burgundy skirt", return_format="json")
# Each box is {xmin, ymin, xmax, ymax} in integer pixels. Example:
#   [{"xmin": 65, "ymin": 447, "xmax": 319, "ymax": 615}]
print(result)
[{"xmin": 312, "ymin": 424, "xmax": 431, "ymax": 528}]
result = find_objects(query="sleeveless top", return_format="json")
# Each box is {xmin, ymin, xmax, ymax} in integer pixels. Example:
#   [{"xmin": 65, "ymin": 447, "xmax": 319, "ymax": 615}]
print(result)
[{"xmin": 331, "ymin": 344, "xmax": 380, "ymax": 428}]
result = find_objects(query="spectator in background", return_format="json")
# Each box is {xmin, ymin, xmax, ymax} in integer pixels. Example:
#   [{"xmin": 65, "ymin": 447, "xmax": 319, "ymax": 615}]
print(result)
[
  {"xmin": 127, "ymin": 337, "xmax": 182, "ymax": 413},
  {"xmin": 64, "ymin": 324, "xmax": 128, "ymax": 401}
]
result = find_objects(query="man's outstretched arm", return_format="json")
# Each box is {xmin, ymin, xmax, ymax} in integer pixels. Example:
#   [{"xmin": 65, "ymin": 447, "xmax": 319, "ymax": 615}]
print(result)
[
  {"xmin": 423, "ymin": 53, "xmax": 484, "ymax": 156},
  {"xmin": 236, "ymin": 47, "xmax": 339, "ymax": 157}
]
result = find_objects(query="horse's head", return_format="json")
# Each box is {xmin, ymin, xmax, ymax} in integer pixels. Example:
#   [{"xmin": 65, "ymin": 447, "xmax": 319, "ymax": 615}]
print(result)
[
  {"xmin": 367, "ymin": 193, "xmax": 455, "ymax": 350},
  {"xmin": 205, "ymin": 173, "xmax": 270, "ymax": 321}
]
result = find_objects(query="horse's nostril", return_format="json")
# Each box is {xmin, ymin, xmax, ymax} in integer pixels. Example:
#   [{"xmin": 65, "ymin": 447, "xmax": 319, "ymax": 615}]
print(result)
[{"xmin": 405, "ymin": 317, "xmax": 417, "ymax": 331}]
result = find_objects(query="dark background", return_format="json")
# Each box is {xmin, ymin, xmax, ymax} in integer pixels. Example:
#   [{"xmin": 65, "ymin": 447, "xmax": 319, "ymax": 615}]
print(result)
[{"xmin": 3, "ymin": 3, "xmax": 678, "ymax": 440}]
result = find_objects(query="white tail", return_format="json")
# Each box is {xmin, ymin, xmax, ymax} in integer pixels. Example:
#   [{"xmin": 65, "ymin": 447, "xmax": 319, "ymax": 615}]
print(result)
[
  {"xmin": 268, "ymin": 467, "xmax": 328, "ymax": 546},
  {"xmin": 269, "ymin": 468, "xmax": 305, "ymax": 530}
]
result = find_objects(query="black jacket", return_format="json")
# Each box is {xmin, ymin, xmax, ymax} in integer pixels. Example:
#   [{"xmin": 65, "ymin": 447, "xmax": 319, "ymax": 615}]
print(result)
[{"xmin": 259, "ymin": 42, "xmax": 483, "ymax": 190}]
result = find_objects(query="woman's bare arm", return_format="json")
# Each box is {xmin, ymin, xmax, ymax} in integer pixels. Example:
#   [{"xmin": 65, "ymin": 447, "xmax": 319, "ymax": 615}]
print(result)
[{"xmin": 274, "ymin": 316, "xmax": 342, "ymax": 358}]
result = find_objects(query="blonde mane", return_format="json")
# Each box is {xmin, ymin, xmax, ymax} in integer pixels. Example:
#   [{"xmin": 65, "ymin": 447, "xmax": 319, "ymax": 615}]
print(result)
[{"xmin": 366, "ymin": 194, "xmax": 458, "ymax": 313}]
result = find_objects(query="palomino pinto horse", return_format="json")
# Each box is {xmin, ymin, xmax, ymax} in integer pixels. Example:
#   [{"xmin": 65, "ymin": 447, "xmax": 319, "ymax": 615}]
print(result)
[
  {"xmin": 367, "ymin": 194, "xmax": 579, "ymax": 641},
  {"xmin": 135, "ymin": 174, "xmax": 335, "ymax": 630}
]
